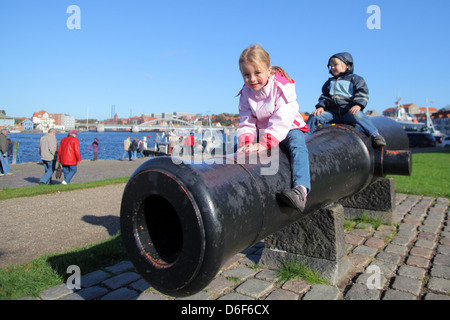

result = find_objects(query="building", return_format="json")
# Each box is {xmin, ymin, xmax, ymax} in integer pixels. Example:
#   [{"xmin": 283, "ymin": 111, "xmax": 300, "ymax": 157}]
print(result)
[
  {"xmin": 14, "ymin": 118, "xmax": 34, "ymax": 131},
  {"xmin": 0, "ymin": 114, "xmax": 15, "ymax": 129},
  {"xmin": 32, "ymin": 110, "xmax": 56, "ymax": 130}
]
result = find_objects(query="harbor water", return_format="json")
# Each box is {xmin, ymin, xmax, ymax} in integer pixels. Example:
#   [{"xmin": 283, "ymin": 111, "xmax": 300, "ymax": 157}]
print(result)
[
  {"xmin": 8, "ymin": 131, "xmax": 164, "ymax": 164},
  {"xmin": 8, "ymin": 130, "xmax": 235, "ymax": 164}
]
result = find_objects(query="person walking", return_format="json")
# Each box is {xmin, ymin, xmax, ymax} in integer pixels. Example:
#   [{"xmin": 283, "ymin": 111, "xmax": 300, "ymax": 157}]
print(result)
[
  {"xmin": 58, "ymin": 130, "xmax": 81, "ymax": 184},
  {"xmin": 38, "ymin": 128, "xmax": 58, "ymax": 184},
  {"xmin": 0, "ymin": 128, "xmax": 12, "ymax": 176},
  {"xmin": 122, "ymin": 136, "xmax": 131, "ymax": 160}
]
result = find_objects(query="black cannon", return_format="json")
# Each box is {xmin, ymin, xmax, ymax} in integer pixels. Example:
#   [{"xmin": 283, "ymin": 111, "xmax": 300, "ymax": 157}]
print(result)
[{"xmin": 120, "ymin": 116, "xmax": 411, "ymax": 297}]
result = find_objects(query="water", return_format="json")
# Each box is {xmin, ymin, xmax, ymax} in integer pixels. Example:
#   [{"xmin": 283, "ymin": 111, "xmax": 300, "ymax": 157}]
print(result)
[
  {"xmin": 8, "ymin": 131, "xmax": 163, "ymax": 163},
  {"xmin": 9, "ymin": 131, "xmax": 235, "ymax": 164}
]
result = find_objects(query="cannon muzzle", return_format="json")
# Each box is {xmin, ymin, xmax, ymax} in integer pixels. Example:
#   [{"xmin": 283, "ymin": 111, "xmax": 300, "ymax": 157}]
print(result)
[{"xmin": 120, "ymin": 116, "xmax": 411, "ymax": 297}]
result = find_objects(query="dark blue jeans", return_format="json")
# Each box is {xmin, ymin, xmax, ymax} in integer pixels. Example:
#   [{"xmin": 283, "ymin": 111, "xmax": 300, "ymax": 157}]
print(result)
[
  {"xmin": 40, "ymin": 160, "xmax": 56, "ymax": 184},
  {"xmin": 306, "ymin": 110, "xmax": 379, "ymax": 137},
  {"xmin": 62, "ymin": 165, "xmax": 78, "ymax": 183}
]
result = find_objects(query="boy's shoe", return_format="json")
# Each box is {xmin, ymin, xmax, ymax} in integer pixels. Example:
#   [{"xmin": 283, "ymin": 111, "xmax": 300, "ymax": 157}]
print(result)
[
  {"xmin": 372, "ymin": 134, "xmax": 386, "ymax": 147},
  {"xmin": 61, "ymin": 181, "xmax": 67, "ymax": 185},
  {"xmin": 279, "ymin": 186, "xmax": 307, "ymax": 212}
]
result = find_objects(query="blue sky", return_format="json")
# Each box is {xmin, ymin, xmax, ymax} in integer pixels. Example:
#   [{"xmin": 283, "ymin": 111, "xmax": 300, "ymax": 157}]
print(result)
[{"xmin": 1, "ymin": 0, "xmax": 449, "ymax": 120}]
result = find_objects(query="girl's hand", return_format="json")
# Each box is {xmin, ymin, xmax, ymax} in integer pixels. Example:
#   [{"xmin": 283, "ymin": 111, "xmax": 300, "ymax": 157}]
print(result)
[
  {"xmin": 246, "ymin": 143, "xmax": 267, "ymax": 153},
  {"xmin": 237, "ymin": 143, "xmax": 267, "ymax": 153}
]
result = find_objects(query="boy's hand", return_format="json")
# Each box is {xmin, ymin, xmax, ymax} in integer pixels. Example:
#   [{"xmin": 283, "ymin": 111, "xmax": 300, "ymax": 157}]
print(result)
[
  {"xmin": 312, "ymin": 107, "xmax": 324, "ymax": 116},
  {"xmin": 349, "ymin": 105, "xmax": 361, "ymax": 114}
]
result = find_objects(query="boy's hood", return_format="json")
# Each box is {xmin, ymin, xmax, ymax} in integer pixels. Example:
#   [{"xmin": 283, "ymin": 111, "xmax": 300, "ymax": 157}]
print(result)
[{"xmin": 328, "ymin": 52, "xmax": 354, "ymax": 75}]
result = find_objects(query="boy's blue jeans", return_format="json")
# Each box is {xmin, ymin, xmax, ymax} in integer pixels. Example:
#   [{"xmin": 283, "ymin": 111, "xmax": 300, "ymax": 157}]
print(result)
[
  {"xmin": 280, "ymin": 129, "xmax": 311, "ymax": 191},
  {"xmin": 306, "ymin": 110, "xmax": 379, "ymax": 137},
  {"xmin": 62, "ymin": 165, "xmax": 78, "ymax": 183}
]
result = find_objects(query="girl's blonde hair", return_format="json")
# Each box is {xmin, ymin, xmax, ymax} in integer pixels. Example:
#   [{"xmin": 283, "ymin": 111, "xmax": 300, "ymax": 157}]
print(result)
[{"xmin": 239, "ymin": 44, "xmax": 293, "ymax": 82}]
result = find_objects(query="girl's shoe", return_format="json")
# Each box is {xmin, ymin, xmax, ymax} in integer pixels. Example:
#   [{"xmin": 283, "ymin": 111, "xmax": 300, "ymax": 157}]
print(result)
[{"xmin": 279, "ymin": 186, "xmax": 307, "ymax": 212}]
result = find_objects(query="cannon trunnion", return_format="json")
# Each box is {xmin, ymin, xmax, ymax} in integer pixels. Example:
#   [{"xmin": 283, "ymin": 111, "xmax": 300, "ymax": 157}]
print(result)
[{"xmin": 120, "ymin": 116, "xmax": 411, "ymax": 297}]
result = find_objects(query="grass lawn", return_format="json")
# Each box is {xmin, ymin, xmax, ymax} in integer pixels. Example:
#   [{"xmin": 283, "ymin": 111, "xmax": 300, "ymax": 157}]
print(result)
[{"xmin": 388, "ymin": 149, "xmax": 449, "ymax": 198}]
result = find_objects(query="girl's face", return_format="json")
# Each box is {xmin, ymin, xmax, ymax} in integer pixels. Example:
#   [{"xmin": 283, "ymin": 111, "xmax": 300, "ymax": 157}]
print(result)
[
  {"xmin": 240, "ymin": 61, "xmax": 272, "ymax": 92},
  {"xmin": 329, "ymin": 58, "xmax": 348, "ymax": 76}
]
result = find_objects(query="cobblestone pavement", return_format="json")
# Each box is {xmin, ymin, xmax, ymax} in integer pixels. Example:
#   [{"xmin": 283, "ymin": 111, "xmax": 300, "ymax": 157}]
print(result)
[{"xmin": 22, "ymin": 193, "xmax": 450, "ymax": 301}]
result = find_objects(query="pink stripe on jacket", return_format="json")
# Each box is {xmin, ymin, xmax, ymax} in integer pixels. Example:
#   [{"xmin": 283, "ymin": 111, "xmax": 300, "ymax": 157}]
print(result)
[{"xmin": 237, "ymin": 72, "xmax": 308, "ymax": 149}]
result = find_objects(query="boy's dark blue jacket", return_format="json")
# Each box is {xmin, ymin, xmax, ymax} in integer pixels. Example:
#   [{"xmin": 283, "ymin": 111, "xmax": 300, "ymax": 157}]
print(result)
[{"xmin": 315, "ymin": 52, "xmax": 369, "ymax": 113}]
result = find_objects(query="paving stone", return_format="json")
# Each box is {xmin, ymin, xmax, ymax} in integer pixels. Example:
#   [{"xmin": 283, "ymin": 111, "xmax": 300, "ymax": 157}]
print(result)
[
  {"xmin": 423, "ymin": 292, "xmax": 450, "ymax": 300},
  {"xmin": 221, "ymin": 266, "xmax": 257, "ymax": 281},
  {"xmin": 345, "ymin": 234, "xmax": 365, "ymax": 246},
  {"xmin": 218, "ymin": 293, "xmax": 254, "ymax": 300},
  {"xmin": 440, "ymin": 237, "xmax": 450, "ymax": 246},
  {"xmin": 414, "ymin": 239, "xmax": 436, "ymax": 250},
  {"xmin": 40, "ymin": 284, "xmax": 73, "ymax": 300},
  {"xmin": 437, "ymin": 244, "xmax": 450, "ymax": 256},
  {"xmin": 355, "ymin": 272, "xmax": 389, "ymax": 289},
  {"xmin": 391, "ymin": 276, "xmax": 422, "ymax": 296},
  {"xmin": 101, "ymin": 288, "xmax": 140, "ymax": 300},
  {"xmin": 430, "ymin": 265, "xmax": 450, "ymax": 279},
  {"xmin": 397, "ymin": 265, "xmax": 426, "ymax": 280},
  {"xmin": 344, "ymin": 283, "xmax": 382, "ymax": 300},
  {"xmin": 406, "ymin": 255, "xmax": 430, "ymax": 269},
  {"xmin": 426, "ymin": 277, "xmax": 450, "ymax": 294},
  {"xmin": 255, "ymin": 269, "xmax": 278, "ymax": 282},
  {"xmin": 62, "ymin": 286, "xmax": 108, "ymax": 300},
  {"xmin": 417, "ymin": 232, "xmax": 438, "ymax": 242},
  {"xmin": 235, "ymin": 279, "xmax": 273, "ymax": 299},
  {"xmin": 265, "ymin": 289, "xmax": 299, "ymax": 300},
  {"xmin": 391, "ymin": 236, "xmax": 413, "ymax": 246},
  {"xmin": 418, "ymin": 224, "xmax": 441, "ymax": 233},
  {"xmin": 176, "ymin": 291, "xmax": 212, "ymax": 300},
  {"xmin": 302, "ymin": 285, "xmax": 340, "ymax": 300},
  {"xmin": 129, "ymin": 279, "xmax": 151, "ymax": 292},
  {"xmin": 105, "ymin": 261, "xmax": 135, "ymax": 274},
  {"xmin": 375, "ymin": 251, "xmax": 403, "ymax": 265},
  {"xmin": 80, "ymin": 270, "xmax": 111, "ymax": 288},
  {"xmin": 384, "ymin": 244, "xmax": 409, "ymax": 256},
  {"xmin": 368, "ymin": 260, "xmax": 397, "ymax": 277},
  {"xmin": 205, "ymin": 277, "xmax": 235, "ymax": 296},
  {"xmin": 382, "ymin": 289, "xmax": 417, "ymax": 300},
  {"xmin": 281, "ymin": 278, "xmax": 310, "ymax": 294},
  {"xmin": 410, "ymin": 246, "xmax": 434, "ymax": 259},
  {"xmin": 365, "ymin": 237, "xmax": 386, "ymax": 249},
  {"xmin": 433, "ymin": 254, "xmax": 450, "ymax": 267},
  {"xmin": 102, "ymin": 272, "xmax": 142, "ymax": 290},
  {"xmin": 348, "ymin": 253, "xmax": 372, "ymax": 269},
  {"xmin": 137, "ymin": 292, "xmax": 169, "ymax": 300},
  {"xmin": 352, "ymin": 245, "xmax": 378, "ymax": 257}
]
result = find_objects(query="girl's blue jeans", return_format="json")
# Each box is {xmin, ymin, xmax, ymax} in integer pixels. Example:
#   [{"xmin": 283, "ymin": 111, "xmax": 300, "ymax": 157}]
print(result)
[{"xmin": 280, "ymin": 129, "xmax": 311, "ymax": 191}]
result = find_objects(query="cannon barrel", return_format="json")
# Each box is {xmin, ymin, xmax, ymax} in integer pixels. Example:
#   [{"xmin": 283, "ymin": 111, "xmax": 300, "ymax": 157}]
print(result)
[{"xmin": 120, "ymin": 116, "xmax": 411, "ymax": 297}]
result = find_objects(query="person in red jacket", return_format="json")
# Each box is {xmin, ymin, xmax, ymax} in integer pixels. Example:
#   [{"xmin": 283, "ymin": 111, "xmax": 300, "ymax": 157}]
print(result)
[
  {"xmin": 58, "ymin": 130, "xmax": 81, "ymax": 184},
  {"xmin": 183, "ymin": 132, "xmax": 195, "ymax": 157}
]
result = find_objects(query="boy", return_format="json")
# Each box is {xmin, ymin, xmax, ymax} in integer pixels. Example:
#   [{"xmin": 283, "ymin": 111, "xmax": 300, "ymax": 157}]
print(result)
[{"xmin": 306, "ymin": 52, "xmax": 386, "ymax": 147}]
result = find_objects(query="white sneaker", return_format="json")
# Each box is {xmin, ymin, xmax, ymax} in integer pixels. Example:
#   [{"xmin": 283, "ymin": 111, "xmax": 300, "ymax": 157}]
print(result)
[{"xmin": 62, "ymin": 181, "xmax": 67, "ymax": 185}]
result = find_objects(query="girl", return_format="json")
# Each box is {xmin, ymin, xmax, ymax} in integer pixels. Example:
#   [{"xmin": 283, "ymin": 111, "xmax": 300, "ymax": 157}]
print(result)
[{"xmin": 236, "ymin": 44, "xmax": 310, "ymax": 212}]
